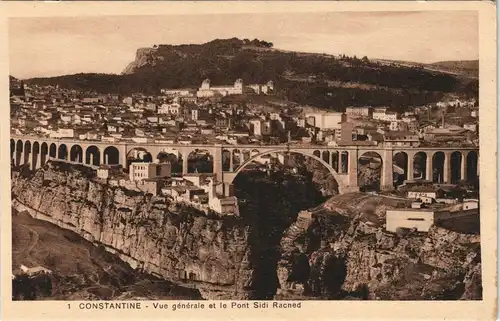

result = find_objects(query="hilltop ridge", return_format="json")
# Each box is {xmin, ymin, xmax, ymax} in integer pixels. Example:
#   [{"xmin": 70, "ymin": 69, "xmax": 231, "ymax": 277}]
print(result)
[{"xmin": 23, "ymin": 38, "xmax": 478, "ymax": 110}]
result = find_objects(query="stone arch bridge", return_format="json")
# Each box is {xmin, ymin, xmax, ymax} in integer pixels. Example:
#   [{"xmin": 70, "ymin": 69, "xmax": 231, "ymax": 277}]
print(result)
[{"xmin": 11, "ymin": 135, "xmax": 479, "ymax": 196}]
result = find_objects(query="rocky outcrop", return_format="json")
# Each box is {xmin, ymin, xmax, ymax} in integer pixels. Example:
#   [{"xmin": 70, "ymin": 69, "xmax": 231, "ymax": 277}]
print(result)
[
  {"xmin": 122, "ymin": 47, "xmax": 164, "ymax": 75},
  {"xmin": 11, "ymin": 162, "xmax": 253, "ymax": 300},
  {"xmin": 277, "ymin": 193, "xmax": 482, "ymax": 300}
]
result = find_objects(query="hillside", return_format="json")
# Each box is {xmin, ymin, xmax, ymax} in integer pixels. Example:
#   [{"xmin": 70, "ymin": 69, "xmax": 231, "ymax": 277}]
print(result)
[
  {"xmin": 374, "ymin": 59, "xmax": 479, "ymax": 79},
  {"xmin": 23, "ymin": 38, "xmax": 478, "ymax": 110},
  {"xmin": 428, "ymin": 60, "xmax": 479, "ymax": 78}
]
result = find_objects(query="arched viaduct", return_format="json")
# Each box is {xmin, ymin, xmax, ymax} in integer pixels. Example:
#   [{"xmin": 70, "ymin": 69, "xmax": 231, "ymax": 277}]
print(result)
[{"xmin": 11, "ymin": 135, "xmax": 479, "ymax": 196}]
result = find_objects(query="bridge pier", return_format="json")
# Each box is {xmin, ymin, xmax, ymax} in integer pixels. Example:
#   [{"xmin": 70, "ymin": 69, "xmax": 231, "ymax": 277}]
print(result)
[
  {"xmin": 229, "ymin": 152, "xmax": 234, "ymax": 172},
  {"xmin": 213, "ymin": 145, "xmax": 223, "ymax": 185},
  {"xmin": 119, "ymin": 146, "xmax": 127, "ymax": 167},
  {"xmin": 100, "ymin": 152, "xmax": 106, "ymax": 166},
  {"xmin": 380, "ymin": 149, "xmax": 394, "ymax": 191},
  {"xmin": 40, "ymin": 153, "xmax": 47, "ymax": 169},
  {"xmin": 426, "ymin": 152, "xmax": 434, "ymax": 181},
  {"xmin": 461, "ymin": 153, "xmax": 467, "ymax": 182},
  {"xmin": 337, "ymin": 152, "xmax": 343, "ymax": 174},
  {"xmin": 346, "ymin": 149, "xmax": 359, "ymax": 192},
  {"xmin": 18, "ymin": 150, "xmax": 23, "ymax": 167},
  {"xmin": 223, "ymin": 183, "xmax": 233, "ymax": 197},
  {"xmin": 443, "ymin": 152, "xmax": 451, "ymax": 184},
  {"xmin": 407, "ymin": 156, "xmax": 414, "ymax": 181},
  {"xmin": 32, "ymin": 152, "xmax": 40, "ymax": 170},
  {"xmin": 182, "ymin": 151, "xmax": 188, "ymax": 175}
]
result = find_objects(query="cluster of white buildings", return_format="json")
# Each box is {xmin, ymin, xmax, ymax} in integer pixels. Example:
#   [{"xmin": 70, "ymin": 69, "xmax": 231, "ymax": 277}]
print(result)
[
  {"xmin": 162, "ymin": 174, "xmax": 239, "ymax": 216},
  {"xmin": 95, "ymin": 161, "xmax": 239, "ymax": 216},
  {"xmin": 196, "ymin": 79, "xmax": 274, "ymax": 98},
  {"xmin": 384, "ymin": 183, "xmax": 479, "ymax": 233},
  {"xmin": 160, "ymin": 79, "xmax": 274, "ymax": 99}
]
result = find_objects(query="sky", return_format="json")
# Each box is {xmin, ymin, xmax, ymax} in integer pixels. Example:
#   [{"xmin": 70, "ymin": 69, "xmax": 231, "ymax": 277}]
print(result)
[{"xmin": 9, "ymin": 11, "xmax": 478, "ymax": 79}]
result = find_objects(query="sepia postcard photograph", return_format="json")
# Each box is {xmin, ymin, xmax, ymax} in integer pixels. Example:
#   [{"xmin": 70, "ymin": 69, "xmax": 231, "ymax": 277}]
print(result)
[{"xmin": 0, "ymin": 1, "xmax": 497, "ymax": 320}]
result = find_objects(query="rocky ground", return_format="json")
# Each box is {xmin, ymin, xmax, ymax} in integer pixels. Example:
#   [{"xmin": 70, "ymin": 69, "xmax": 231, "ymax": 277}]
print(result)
[{"xmin": 277, "ymin": 193, "xmax": 482, "ymax": 300}]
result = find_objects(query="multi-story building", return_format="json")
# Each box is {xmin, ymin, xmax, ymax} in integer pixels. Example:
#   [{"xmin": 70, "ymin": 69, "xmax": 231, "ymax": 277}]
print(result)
[
  {"xmin": 129, "ymin": 162, "xmax": 172, "ymax": 182},
  {"xmin": 196, "ymin": 79, "xmax": 273, "ymax": 98},
  {"xmin": 305, "ymin": 111, "xmax": 346, "ymax": 130},
  {"xmin": 158, "ymin": 103, "xmax": 181, "ymax": 115},
  {"xmin": 160, "ymin": 88, "xmax": 196, "ymax": 97},
  {"xmin": 249, "ymin": 118, "xmax": 262, "ymax": 136},
  {"xmin": 384, "ymin": 131, "xmax": 420, "ymax": 147},
  {"xmin": 345, "ymin": 106, "xmax": 373, "ymax": 118},
  {"xmin": 372, "ymin": 107, "xmax": 388, "ymax": 120}
]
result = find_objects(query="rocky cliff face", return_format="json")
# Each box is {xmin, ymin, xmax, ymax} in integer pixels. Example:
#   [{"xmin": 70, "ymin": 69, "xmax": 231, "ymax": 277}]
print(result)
[
  {"xmin": 122, "ymin": 47, "xmax": 164, "ymax": 75},
  {"xmin": 12, "ymin": 162, "xmax": 482, "ymax": 301},
  {"xmin": 277, "ymin": 193, "xmax": 482, "ymax": 300},
  {"xmin": 12, "ymin": 162, "xmax": 253, "ymax": 300}
]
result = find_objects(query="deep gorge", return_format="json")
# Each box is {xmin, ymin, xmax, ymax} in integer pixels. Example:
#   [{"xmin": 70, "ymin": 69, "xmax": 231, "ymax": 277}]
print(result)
[{"xmin": 11, "ymin": 161, "xmax": 482, "ymax": 300}]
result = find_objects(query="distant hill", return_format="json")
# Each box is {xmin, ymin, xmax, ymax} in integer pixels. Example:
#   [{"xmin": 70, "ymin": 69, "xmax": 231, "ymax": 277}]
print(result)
[
  {"xmin": 24, "ymin": 38, "xmax": 478, "ymax": 110},
  {"xmin": 428, "ymin": 60, "xmax": 479, "ymax": 78},
  {"xmin": 373, "ymin": 59, "xmax": 478, "ymax": 79},
  {"xmin": 9, "ymin": 76, "xmax": 25, "ymax": 97}
]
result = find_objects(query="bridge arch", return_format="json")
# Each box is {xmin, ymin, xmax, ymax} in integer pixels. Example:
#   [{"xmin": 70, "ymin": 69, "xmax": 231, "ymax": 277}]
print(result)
[
  {"xmin": 229, "ymin": 149, "xmax": 341, "ymax": 185},
  {"xmin": 331, "ymin": 151, "xmax": 339, "ymax": 172},
  {"xmin": 432, "ymin": 152, "xmax": 445, "ymax": 183},
  {"xmin": 103, "ymin": 146, "xmax": 120, "ymax": 165},
  {"xmin": 49, "ymin": 143, "xmax": 57, "ymax": 158},
  {"xmin": 24, "ymin": 140, "xmax": 32, "ymax": 166},
  {"xmin": 10, "ymin": 139, "xmax": 15, "ymax": 163},
  {"xmin": 70, "ymin": 145, "xmax": 84, "ymax": 163},
  {"xmin": 86, "ymin": 145, "xmax": 101, "ymax": 166},
  {"xmin": 222, "ymin": 149, "xmax": 232, "ymax": 171},
  {"xmin": 393, "ymin": 151, "xmax": 408, "ymax": 185},
  {"xmin": 187, "ymin": 149, "xmax": 214, "ymax": 173},
  {"xmin": 340, "ymin": 151, "xmax": 349, "ymax": 174},
  {"xmin": 32, "ymin": 141, "xmax": 40, "ymax": 170},
  {"xmin": 232, "ymin": 149, "xmax": 242, "ymax": 169},
  {"xmin": 466, "ymin": 151, "xmax": 478, "ymax": 182},
  {"xmin": 358, "ymin": 151, "xmax": 383, "ymax": 192},
  {"xmin": 450, "ymin": 151, "xmax": 463, "ymax": 184},
  {"xmin": 126, "ymin": 147, "xmax": 153, "ymax": 169},
  {"xmin": 241, "ymin": 149, "xmax": 251, "ymax": 163},
  {"xmin": 15, "ymin": 140, "xmax": 23, "ymax": 166},
  {"xmin": 58, "ymin": 144, "xmax": 68, "ymax": 160},
  {"xmin": 322, "ymin": 151, "xmax": 330, "ymax": 164},
  {"xmin": 40, "ymin": 142, "xmax": 48, "ymax": 167},
  {"xmin": 413, "ymin": 152, "xmax": 427, "ymax": 180},
  {"xmin": 157, "ymin": 149, "xmax": 182, "ymax": 173}
]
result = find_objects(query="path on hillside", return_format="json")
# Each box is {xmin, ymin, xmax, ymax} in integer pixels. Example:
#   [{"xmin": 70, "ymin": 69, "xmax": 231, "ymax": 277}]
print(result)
[{"xmin": 14, "ymin": 223, "xmax": 40, "ymax": 267}]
